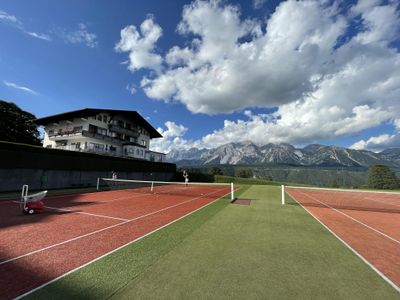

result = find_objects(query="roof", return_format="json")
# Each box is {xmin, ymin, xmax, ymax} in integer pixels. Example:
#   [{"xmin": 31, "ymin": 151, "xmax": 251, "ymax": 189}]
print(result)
[{"xmin": 35, "ymin": 108, "xmax": 162, "ymax": 138}]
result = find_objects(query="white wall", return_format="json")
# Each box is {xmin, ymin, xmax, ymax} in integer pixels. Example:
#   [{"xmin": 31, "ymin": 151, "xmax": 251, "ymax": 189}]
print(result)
[{"xmin": 42, "ymin": 112, "xmax": 157, "ymax": 159}]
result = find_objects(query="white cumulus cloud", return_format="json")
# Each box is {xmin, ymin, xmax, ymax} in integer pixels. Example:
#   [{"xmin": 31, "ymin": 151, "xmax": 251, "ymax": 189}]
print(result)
[
  {"xmin": 115, "ymin": 16, "xmax": 163, "ymax": 73},
  {"xmin": 119, "ymin": 0, "xmax": 400, "ymax": 150},
  {"xmin": 350, "ymin": 133, "xmax": 400, "ymax": 152},
  {"xmin": 150, "ymin": 121, "xmax": 191, "ymax": 153}
]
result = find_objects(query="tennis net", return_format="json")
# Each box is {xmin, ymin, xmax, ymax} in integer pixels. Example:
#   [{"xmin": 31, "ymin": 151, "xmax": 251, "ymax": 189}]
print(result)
[
  {"xmin": 97, "ymin": 178, "xmax": 236, "ymax": 202},
  {"xmin": 281, "ymin": 185, "xmax": 400, "ymax": 213}
]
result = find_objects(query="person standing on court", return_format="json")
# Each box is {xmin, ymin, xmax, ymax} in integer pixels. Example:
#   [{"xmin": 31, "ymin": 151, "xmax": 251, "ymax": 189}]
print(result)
[{"xmin": 183, "ymin": 170, "xmax": 189, "ymax": 187}]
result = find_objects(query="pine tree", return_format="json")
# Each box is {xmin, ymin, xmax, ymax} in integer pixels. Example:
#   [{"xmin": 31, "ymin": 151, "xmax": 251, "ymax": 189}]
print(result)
[
  {"xmin": 209, "ymin": 166, "xmax": 223, "ymax": 175},
  {"xmin": 367, "ymin": 164, "xmax": 399, "ymax": 189}
]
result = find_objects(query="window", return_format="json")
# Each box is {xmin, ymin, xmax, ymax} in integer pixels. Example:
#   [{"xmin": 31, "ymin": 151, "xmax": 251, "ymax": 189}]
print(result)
[
  {"xmin": 48, "ymin": 129, "xmax": 54, "ymax": 135},
  {"xmin": 141, "ymin": 140, "xmax": 146, "ymax": 147},
  {"xmin": 97, "ymin": 115, "xmax": 102, "ymax": 121},
  {"xmin": 103, "ymin": 115, "xmax": 107, "ymax": 123},
  {"xmin": 136, "ymin": 149, "xmax": 140, "ymax": 155},
  {"xmin": 97, "ymin": 127, "xmax": 107, "ymax": 135},
  {"xmin": 89, "ymin": 143, "xmax": 104, "ymax": 151}
]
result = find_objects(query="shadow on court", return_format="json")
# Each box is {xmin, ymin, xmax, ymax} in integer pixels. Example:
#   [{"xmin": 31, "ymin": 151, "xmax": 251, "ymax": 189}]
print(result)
[{"xmin": 0, "ymin": 194, "xmax": 98, "ymax": 230}]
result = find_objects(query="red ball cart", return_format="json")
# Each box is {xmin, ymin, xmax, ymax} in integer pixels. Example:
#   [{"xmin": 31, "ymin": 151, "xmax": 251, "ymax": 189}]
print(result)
[{"xmin": 20, "ymin": 185, "xmax": 47, "ymax": 215}]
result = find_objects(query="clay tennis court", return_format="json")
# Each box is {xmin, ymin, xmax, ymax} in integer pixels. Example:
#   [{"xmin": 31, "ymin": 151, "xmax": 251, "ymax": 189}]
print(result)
[
  {"xmin": 0, "ymin": 183, "xmax": 233, "ymax": 300},
  {"xmin": 285, "ymin": 187, "xmax": 400, "ymax": 292}
]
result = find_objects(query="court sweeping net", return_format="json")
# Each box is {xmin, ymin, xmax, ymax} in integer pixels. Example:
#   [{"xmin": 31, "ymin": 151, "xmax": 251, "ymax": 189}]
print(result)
[
  {"xmin": 97, "ymin": 178, "xmax": 236, "ymax": 202},
  {"xmin": 281, "ymin": 185, "xmax": 400, "ymax": 214}
]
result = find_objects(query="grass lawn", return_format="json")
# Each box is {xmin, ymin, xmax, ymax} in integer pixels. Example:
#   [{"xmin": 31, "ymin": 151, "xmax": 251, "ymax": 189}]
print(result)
[{"xmin": 26, "ymin": 185, "xmax": 399, "ymax": 299}]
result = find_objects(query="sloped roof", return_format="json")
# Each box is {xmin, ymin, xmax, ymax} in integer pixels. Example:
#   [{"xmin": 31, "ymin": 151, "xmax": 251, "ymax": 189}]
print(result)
[{"xmin": 35, "ymin": 108, "xmax": 162, "ymax": 138}]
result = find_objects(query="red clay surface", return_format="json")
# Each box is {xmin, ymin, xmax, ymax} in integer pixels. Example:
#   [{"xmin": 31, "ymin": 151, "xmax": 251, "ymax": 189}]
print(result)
[
  {"xmin": 286, "ymin": 188, "xmax": 400, "ymax": 291},
  {"xmin": 0, "ymin": 184, "xmax": 232, "ymax": 300}
]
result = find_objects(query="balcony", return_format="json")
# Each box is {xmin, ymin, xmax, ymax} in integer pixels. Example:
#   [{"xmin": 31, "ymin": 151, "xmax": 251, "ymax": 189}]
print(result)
[
  {"xmin": 53, "ymin": 142, "xmax": 166, "ymax": 162},
  {"xmin": 108, "ymin": 124, "xmax": 140, "ymax": 138},
  {"xmin": 48, "ymin": 128, "xmax": 83, "ymax": 140},
  {"xmin": 82, "ymin": 130, "xmax": 123, "ymax": 145},
  {"xmin": 145, "ymin": 150, "xmax": 166, "ymax": 162}
]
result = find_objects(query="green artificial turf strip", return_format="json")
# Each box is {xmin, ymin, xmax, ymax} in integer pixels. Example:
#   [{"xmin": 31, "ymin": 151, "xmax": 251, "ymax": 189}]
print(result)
[{"xmin": 25, "ymin": 185, "xmax": 399, "ymax": 299}]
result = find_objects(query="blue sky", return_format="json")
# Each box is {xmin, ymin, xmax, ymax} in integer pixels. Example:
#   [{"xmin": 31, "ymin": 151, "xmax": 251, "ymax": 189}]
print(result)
[{"xmin": 1, "ymin": 0, "xmax": 399, "ymax": 153}]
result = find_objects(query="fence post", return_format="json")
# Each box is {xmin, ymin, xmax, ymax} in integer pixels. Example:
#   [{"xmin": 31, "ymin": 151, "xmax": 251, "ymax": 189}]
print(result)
[
  {"xmin": 96, "ymin": 178, "xmax": 100, "ymax": 191},
  {"xmin": 281, "ymin": 185, "xmax": 285, "ymax": 205}
]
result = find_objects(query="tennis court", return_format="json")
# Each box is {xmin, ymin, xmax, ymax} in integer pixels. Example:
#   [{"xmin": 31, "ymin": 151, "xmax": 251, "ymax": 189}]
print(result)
[
  {"xmin": 0, "ymin": 179, "xmax": 235, "ymax": 299},
  {"xmin": 284, "ymin": 186, "xmax": 400, "ymax": 292}
]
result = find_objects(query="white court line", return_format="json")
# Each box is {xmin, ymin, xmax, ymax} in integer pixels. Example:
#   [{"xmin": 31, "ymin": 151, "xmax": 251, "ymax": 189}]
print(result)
[
  {"xmin": 1, "ymin": 187, "xmax": 228, "ymax": 266},
  {"xmin": 295, "ymin": 190, "xmax": 400, "ymax": 245},
  {"xmin": 44, "ymin": 206, "xmax": 130, "ymax": 222},
  {"xmin": 285, "ymin": 190, "xmax": 400, "ymax": 293},
  {"xmin": 14, "ymin": 187, "xmax": 233, "ymax": 300},
  {"xmin": 13, "ymin": 187, "xmax": 232, "ymax": 300},
  {"xmin": 11, "ymin": 201, "xmax": 130, "ymax": 222}
]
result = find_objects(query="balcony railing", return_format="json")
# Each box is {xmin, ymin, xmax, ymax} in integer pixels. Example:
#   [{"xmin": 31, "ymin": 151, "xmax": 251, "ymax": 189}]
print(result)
[
  {"xmin": 108, "ymin": 124, "xmax": 140, "ymax": 138},
  {"xmin": 145, "ymin": 150, "xmax": 166, "ymax": 162},
  {"xmin": 81, "ymin": 130, "xmax": 128, "ymax": 145},
  {"xmin": 54, "ymin": 144, "xmax": 165, "ymax": 162},
  {"xmin": 48, "ymin": 129, "xmax": 83, "ymax": 140}
]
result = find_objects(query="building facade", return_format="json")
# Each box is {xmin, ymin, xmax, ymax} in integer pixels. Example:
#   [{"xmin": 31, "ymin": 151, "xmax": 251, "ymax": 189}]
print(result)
[{"xmin": 36, "ymin": 108, "xmax": 165, "ymax": 162}]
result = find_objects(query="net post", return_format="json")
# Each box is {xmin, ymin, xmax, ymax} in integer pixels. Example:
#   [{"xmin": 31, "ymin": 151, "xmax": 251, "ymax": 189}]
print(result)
[
  {"xmin": 151, "ymin": 181, "xmax": 154, "ymax": 192},
  {"xmin": 281, "ymin": 185, "xmax": 285, "ymax": 205},
  {"xmin": 231, "ymin": 182, "xmax": 234, "ymax": 202},
  {"xmin": 96, "ymin": 178, "xmax": 100, "ymax": 191}
]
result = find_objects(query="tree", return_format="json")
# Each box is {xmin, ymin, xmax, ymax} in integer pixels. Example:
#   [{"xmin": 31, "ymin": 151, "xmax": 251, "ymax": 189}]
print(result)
[
  {"xmin": 367, "ymin": 164, "xmax": 399, "ymax": 190},
  {"xmin": 0, "ymin": 100, "xmax": 41, "ymax": 145},
  {"xmin": 331, "ymin": 179, "xmax": 339, "ymax": 188},
  {"xmin": 237, "ymin": 169, "xmax": 253, "ymax": 178},
  {"xmin": 209, "ymin": 166, "xmax": 223, "ymax": 175}
]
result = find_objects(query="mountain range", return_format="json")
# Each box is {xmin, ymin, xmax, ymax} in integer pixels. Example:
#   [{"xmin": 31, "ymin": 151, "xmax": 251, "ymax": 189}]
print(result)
[{"xmin": 167, "ymin": 142, "xmax": 400, "ymax": 168}]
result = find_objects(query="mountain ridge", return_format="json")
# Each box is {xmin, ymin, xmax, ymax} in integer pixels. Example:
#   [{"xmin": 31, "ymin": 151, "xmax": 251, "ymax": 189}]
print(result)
[{"xmin": 166, "ymin": 142, "xmax": 400, "ymax": 167}]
